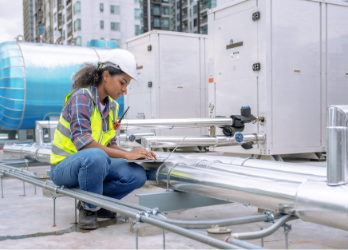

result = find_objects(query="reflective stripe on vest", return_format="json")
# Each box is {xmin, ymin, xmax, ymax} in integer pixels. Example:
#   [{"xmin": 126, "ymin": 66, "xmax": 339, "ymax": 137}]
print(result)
[{"xmin": 50, "ymin": 88, "xmax": 119, "ymax": 165}]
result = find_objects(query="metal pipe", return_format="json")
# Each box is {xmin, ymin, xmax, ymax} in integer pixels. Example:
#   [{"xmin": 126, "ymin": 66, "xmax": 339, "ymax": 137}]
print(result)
[
  {"xmin": 327, "ymin": 127, "xmax": 346, "ymax": 185},
  {"xmin": 35, "ymin": 120, "xmax": 58, "ymax": 145},
  {"xmin": 191, "ymin": 229, "xmax": 265, "ymax": 249},
  {"xmin": 0, "ymin": 164, "xmax": 38, "ymax": 177},
  {"xmin": 120, "ymin": 118, "xmax": 232, "ymax": 130},
  {"xmin": 150, "ymin": 214, "xmax": 271, "ymax": 229},
  {"xmin": 139, "ymin": 216, "xmax": 243, "ymax": 249},
  {"xmin": 326, "ymin": 105, "xmax": 348, "ymax": 185},
  {"xmin": 141, "ymin": 134, "xmax": 265, "ymax": 150},
  {"xmin": 231, "ymin": 215, "xmax": 294, "ymax": 240}
]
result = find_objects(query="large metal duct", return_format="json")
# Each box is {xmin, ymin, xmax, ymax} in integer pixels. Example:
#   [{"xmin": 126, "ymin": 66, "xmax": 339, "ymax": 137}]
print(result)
[
  {"xmin": 144, "ymin": 161, "xmax": 348, "ymax": 231},
  {"xmin": 0, "ymin": 41, "xmax": 124, "ymax": 130},
  {"xmin": 327, "ymin": 105, "xmax": 348, "ymax": 185}
]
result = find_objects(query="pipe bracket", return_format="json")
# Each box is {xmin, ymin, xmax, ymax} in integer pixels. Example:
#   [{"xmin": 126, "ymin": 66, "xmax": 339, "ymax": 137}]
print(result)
[{"xmin": 263, "ymin": 211, "xmax": 275, "ymax": 223}]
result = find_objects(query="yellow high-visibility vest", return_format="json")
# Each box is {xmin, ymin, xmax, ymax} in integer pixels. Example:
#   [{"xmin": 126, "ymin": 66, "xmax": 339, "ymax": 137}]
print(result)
[{"xmin": 50, "ymin": 88, "xmax": 119, "ymax": 165}]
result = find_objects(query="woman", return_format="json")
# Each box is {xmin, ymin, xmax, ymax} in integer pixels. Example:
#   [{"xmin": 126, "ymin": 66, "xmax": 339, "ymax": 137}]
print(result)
[{"xmin": 50, "ymin": 49, "xmax": 156, "ymax": 230}]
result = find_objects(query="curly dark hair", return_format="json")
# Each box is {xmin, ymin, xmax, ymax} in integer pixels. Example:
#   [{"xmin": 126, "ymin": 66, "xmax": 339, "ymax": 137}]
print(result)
[{"xmin": 72, "ymin": 63, "xmax": 124, "ymax": 90}]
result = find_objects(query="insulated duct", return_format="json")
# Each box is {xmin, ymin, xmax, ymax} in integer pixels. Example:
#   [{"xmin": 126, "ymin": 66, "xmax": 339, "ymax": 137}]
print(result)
[
  {"xmin": 143, "ymin": 161, "xmax": 348, "ymax": 231},
  {"xmin": 140, "ymin": 134, "xmax": 265, "ymax": 151},
  {"xmin": 327, "ymin": 105, "xmax": 348, "ymax": 185}
]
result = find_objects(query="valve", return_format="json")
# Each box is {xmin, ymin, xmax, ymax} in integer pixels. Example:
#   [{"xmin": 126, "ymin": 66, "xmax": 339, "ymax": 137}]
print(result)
[{"xmin": 220, "ymin": 106, "xmax": 257, "ymax": 137}]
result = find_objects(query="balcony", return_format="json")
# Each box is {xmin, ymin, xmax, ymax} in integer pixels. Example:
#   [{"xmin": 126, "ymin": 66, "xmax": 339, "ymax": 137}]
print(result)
[
  {"xmin": 66, "ymin": 5, "xmax": 72, "ymax": 22},
  {"xmin": 200, "ymin": 0, "xmax": 216, "ymax": 12},
  {"xmin": 58, "ymin": 13, "xmax": 63, "ymax": 27},
  {"xmin": 67, "ymin": 22, "xmax": 72, "ymax": 38},
  {"xmin": 182, "ymin": 7, "xmax": 188, "ymax": 20}
]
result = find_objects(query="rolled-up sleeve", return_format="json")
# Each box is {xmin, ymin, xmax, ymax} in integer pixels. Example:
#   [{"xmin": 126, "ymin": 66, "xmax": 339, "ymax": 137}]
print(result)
[
  {"xmin": 107, "ymin": 137, "xmax": 117, "ymax": 147},
  {"xmin": 66, "ymin": 90, "xmax": 95, "ymax": 150}
]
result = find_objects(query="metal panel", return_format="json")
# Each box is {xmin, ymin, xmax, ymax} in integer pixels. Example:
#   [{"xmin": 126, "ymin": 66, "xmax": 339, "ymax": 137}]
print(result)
[
  {"xmin": 271, "ymin": 0, "xmax": 321, "ymax": 149},
  {"xmin": 136, "ymin": 191, "xmax": 231, "ymax": 212},
  {"xmin": 326, "ymin": 4, "xmax": 348, "ymax": 106},
  {"xmin": 124, "ymin": 31, "xmax": 208, "ymax": 137}
]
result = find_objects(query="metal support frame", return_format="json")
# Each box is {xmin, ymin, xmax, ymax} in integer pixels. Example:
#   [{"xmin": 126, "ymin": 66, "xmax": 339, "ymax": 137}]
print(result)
[
  {"xmin": 53, "ymin": 197, "xmax": 56, "ymax": 227},
  {"xmin": 75, "ymin": 199, "xmax": 77, "ymax": 224},
  {"xmin": 0, "ymin": 174, "xmax": 3, "ymax": 198},
  {"xmin": 0, "ymin": 165, "xmax": 275, "ymax": 249},
  {"xmin": 23, "ymin": 181, "xmax": 26, "ymax": 196},
  {"xmin": 283, "ymin": 223, "xmax": 292, "ymax": 249}
]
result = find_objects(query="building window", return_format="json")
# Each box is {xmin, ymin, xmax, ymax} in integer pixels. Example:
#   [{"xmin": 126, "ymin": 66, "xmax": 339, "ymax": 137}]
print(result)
[
  {"xmin": 202, "ymin": 26, "xmax": 208, "ymax": 34},
  {"xmin": 74, "ymin": 1, "xmax": 80, "ymax": 14},
  {"xmin": 111, "ymin": 22, "xmax": 120, "ymax": 31},
  {"xmin": 177, "ymin": 13, "xmax": 180, "ymax": 21},
  {"xmin": 161, "ymin": 19, "xmax": 169, "ymax": 28},
  {"xmin": 135, "ymin": 25, "xmax": 142, "ymax": 35},
  {"xmin": 62, "ymin": 30, "xmax": 65, "ymax": 41},
  {"xmin": 171, "ymin": 19, "xmax": 174, "ymax": 26},
  {"xmin": 161, "ymin": 7, "xmax": 169, "ymax": 15},
  {"xmin": 54, "ymin": 13, "xmax": 57, "ymax": 23},
  {"xmin": 74, "ymin": 19, "xmax": 81, "ymax": 31},
  {"xmin": 193, "ymin": 18, "xmax": 197, "ymax": 27},
  {"xmin": 177, "ymin": 1, "xmax": 181, "ymax": 9},
  {"xmin": 153, "ymin": 17, "xmax": 160, "ymax": 27},
  {"xmin": 112, "ymin": 39, "xmax": 121, "ymax": 48},
  {"xmin": 100, "ymin": 3, "xmax": 104, "ymax": 12},
  {"xmin": 46, "ymin": 16, "xmax": 50, "ymax": 27},
  {"xmin": 63, "ymin": 14, "xmax": 65, "ymax": 25},
  {"xmin": 111, "ymin": 5, "xmax": 120, "ymax": 14},
  {"xmin": 162, "ymin": 0, "xmax": 169, "ymax": 2},
  {"xmin": 76, "ymin": 36, "xmax": 82, "ymax": 46},
  {"xmin": 193, "ymin": 5, "xmax": 197, "ymax": 14},
  {"xmin": 177, "ymin": 25, "xmax": 181, "ymax": 32},
  {"xmin": 171, "ymin": 6, "xmax": 174, "ymax": 14},
  {"xmin": 134, "ymin": 0, "xmax": 140, "ymax": 3},
  {"xmin": 153, "ymin": 6, "xmax": 160, "ymax": 15},
  {"xmin": 100, "ymin": 20, "xmax": 104, "ymax": 29},
  {"xmin": 190, "ymin": 0, "xmax": 193, "ymax": 3},
  {"xmin": 134, "ymin": 9, "xmax": 140, "ymax": 19},
  {"xmin": 45, "ymin": 30, "xmax": 50, "ymax": 40}
]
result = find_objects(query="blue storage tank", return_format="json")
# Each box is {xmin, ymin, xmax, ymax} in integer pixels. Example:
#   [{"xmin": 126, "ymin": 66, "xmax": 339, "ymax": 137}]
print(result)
[
  {"xmin": 0, "ymin": 42, "xmax": 125, "ymax": 130},
  {"xmin": 87, "ymin": 40, "xmax": 117, "ymax": 49}
]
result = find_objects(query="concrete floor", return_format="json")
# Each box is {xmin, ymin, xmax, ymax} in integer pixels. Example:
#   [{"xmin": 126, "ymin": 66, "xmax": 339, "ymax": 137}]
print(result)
[{"xmin": 1, "ymin": 152, "xmax": 348, "ymax": 249}]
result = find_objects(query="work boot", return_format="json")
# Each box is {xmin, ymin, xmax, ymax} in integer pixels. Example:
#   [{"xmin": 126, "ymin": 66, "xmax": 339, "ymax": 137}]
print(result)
[
  {"xmin": 77, "ymin": 201, "xmax": 99, "ymax": 230},
  {"xmin": 97, "ymin": 208, "xmax": 117, "ymax": 218}
]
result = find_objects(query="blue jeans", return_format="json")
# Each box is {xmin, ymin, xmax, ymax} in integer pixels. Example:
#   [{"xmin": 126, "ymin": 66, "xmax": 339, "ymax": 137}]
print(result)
[{"xmin": 50, "ymin": 148, "xmax": 147, "ymax": 211}]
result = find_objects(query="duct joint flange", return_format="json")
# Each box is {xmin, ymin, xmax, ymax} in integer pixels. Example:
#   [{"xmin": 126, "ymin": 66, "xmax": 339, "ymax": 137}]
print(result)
[{"xmin": 263, "ymin": 210, "xmax": 275, "ymax": 223}]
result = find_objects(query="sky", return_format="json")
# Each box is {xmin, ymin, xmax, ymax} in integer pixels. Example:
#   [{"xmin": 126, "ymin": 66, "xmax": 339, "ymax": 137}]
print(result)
[{"xmin": 0, "ymin": 0, "xmax": 24, "ymax": 44}]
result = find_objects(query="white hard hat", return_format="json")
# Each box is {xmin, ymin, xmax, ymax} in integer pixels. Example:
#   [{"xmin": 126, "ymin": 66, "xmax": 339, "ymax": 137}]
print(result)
[{"xmin": 98, "ymin": 49, "xmax": 137, "ymax": 81}]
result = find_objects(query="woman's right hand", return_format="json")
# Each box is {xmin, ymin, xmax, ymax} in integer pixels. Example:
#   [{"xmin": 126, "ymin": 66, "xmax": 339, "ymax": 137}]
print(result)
[{"xmin": 125, "ymin": 148, "xmax": 156, "ymax": 160}]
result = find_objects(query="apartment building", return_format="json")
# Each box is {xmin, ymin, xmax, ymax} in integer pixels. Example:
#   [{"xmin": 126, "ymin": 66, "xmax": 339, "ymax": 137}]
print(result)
[
  {"xmin": 23, "ymin": 0, "xmax": 35, "ymax": 42},
  {"xmin": 140, "ymin": 0, "xmax": 233, "ymax": 34},
  {"xmin": 23, "ymin": 0, "xmax": 142, "ymax": 48}
]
